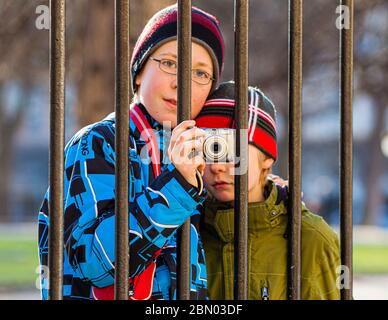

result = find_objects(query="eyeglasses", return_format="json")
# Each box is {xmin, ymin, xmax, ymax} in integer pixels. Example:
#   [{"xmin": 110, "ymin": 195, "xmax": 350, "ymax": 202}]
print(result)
[{"xmin": 150, "ymin": 57, "xmax": 215, "ymax": 86}]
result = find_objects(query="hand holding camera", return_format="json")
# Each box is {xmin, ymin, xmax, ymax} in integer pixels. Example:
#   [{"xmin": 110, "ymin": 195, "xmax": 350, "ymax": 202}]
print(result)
[
  {"xmin": 168, "ymin": 121, "xmax": 236, "ymax": 191},
  {"xmin": 167, "ymin": 120, "xmax": 207, "ymax": 189}
]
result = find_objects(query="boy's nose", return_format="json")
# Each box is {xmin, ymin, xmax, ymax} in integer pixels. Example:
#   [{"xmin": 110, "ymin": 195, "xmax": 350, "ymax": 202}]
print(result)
[
  {"xmin": 170, "ymin": 77, "xmax": 177, "ymax": 89},
  {"xmin": 209, "ymin": 163, "xmax": 227, "ymax": 173}
]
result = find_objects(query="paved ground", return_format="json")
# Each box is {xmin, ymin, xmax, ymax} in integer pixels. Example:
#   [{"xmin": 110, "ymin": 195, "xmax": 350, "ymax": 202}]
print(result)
[{"xmin": 353, "ymin": 275, "xmax": 388, "ymax": 300}]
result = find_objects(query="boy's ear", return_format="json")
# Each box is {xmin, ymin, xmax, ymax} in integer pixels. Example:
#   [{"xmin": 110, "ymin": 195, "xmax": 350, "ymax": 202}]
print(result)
[
  {"xmin": 261, "ymin": 157, "xmax": 274, "ymax": 170},
  {"xmin": 135, "ymin": 68, "xmax": 144, "ymax": 86},
  {"xmin": 135, "ymin": 74, "xmax": 142, "ymax": 86}
]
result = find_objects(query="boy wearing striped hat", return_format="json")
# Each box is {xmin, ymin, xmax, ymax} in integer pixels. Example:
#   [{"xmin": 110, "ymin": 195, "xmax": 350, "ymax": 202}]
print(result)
[{"xmin": 195, "ymin": 81, "xmax": 340, "ymax": 300}]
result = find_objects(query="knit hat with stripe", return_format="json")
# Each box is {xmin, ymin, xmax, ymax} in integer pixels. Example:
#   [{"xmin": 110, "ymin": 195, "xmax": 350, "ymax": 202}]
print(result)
[
  {"xmin": 195, "ymin": 81, "xmax": 278, "ymax": 161},
  {"xmin": 131, "ymin": 4, "xmax": 225, "ymax": 94}
]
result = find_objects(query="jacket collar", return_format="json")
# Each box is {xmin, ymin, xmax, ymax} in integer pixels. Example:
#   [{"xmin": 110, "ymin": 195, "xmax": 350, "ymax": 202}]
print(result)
[
  {"xmin": 103, "ymin": 103, "xmax": 163, "ymax": 131},
  {"xmin": 132, "ymin": 103, "xmax": 163, "ymax": 131},
  {"xmin": 203, "ymin": 180, "xmax": 289, "ymax": 242}
]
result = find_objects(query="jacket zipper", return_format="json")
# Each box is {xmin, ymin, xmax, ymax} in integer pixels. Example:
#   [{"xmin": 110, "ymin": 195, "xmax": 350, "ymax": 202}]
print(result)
[{"xmin": 261, "ymin": 286, "xmax": 269, "ymax": 300}]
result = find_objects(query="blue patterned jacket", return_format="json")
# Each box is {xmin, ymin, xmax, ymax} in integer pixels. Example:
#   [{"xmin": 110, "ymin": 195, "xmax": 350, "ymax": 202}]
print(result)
[{"xmin": 38, "ymin": 103, "xmax": 208, "ymax": 300}]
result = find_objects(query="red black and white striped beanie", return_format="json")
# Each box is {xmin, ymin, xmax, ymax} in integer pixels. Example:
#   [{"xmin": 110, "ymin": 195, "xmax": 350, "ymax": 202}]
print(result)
[
  {"xmin": 130, "ymin": 4, "xmax": 225, "ymax": 94},
  {"xmin": 195, "ymin": 81, "xmax": 278, "ymax": 161}
]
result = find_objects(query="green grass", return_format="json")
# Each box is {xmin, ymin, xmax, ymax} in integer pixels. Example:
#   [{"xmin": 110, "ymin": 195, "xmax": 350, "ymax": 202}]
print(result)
[
  {"xmin": 0, "ymin": 237, "xmax": 38, "ymax": 290},
  {"xmin": 0, "ymin": 238, "xmax": 387, "ymax": 290},
  {"xmin": 353, "ymin": 244, "xmax": 388, "ymax": 274}
]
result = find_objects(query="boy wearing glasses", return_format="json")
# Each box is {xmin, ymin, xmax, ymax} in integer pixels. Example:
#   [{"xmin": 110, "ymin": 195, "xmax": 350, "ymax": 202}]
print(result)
[{"xmin": 37, "ymin": 4, "xmax": 224, "ymax": 300}]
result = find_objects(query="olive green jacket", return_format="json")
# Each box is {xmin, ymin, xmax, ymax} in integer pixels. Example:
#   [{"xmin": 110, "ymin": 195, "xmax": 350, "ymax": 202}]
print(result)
[{"xmin": 201, "ymin": 181, "xmax": 340, "ymax": 300}]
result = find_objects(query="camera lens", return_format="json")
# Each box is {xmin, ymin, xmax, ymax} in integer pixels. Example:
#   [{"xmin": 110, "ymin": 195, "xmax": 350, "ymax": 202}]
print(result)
[
  {"xmin": 203, "ymin": 135, "xmax": 228, "ymax": 162},
  {"xmin": 212, "ymin": 142, "xmax": 220, "ymax": 153}
]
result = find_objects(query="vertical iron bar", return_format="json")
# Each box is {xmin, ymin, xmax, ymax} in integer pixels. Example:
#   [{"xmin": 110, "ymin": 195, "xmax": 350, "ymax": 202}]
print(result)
[
  {"xmin": 287, "ymin": 0, "xmax": 302, "ymax": 300},
  {"xmin": 48, "ymin": 0, "xmax": 65, "ymax": 301},
  {"xmin": 114, "ymin": 0, "xmax": 130, "ymax": 300},
  {"xmin": 177, "ymin": 0, "xmax": 192, "ymax": 300},
  {"xmin": 233, "ymin": 0, "xmax": 249, "ymax": 300},
  {"xmin": 339, "ymin": 0, "xmax": 354, "ymax": 300}
]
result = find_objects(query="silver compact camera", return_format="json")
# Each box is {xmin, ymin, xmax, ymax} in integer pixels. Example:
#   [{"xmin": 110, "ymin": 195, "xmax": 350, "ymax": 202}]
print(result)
[{"xmin": 197, "ymin": 128, "xmax": 236, "ymax": 163}]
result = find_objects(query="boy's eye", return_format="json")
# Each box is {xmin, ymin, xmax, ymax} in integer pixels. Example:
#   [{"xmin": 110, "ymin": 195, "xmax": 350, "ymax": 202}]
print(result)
[
  {"xmin": 193, "ymin": 69, "xmax": 210, "ymax": 79},
  {"xmin": 161, "ymin": 59, "xmax": 177, "ymax": 69}
]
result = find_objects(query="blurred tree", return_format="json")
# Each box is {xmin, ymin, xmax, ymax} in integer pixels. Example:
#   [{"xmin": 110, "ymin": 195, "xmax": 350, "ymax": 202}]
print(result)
[
  {"xmin": 0, "ymin": 81, "xmax": 29, "ymax": 222},
  {"xmin": 70, "ymin": 0, "xmax": 174, "ymax": 127},
  {"xmin": 355, "ymin": 1, "xmax": 388, "ymax": 224},
  {"xmin": 0, "ymin": 0, "xmax": 386, "ymax": 224},
  {"xmin": 197, "ymin": 0, "xmax": 388, "ymax": 224},
  {"xmin": 70, "ymin": 0, "xmax": 115, "ymax": 127},
  {"xmin": 0, "ymin": 0, "xmax": 48, "ymax": 221}
]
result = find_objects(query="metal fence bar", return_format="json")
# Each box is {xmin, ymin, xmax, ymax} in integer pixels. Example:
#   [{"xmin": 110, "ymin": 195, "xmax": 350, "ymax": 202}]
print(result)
[
  {"xmin": 114, "ymin": 0, "xmax": 130, "ymax": 300},
  {"xmin": 48, "ymin": 0, "xmax": 66, "ymax": 301},
  {"xmin": 287, "ymin": 0, "xmax": 303, "ymax": 300},
  {"xmin": 339, "ymin": 0, "xmax": 354, "ymax": 301},
  {"xmin": 177, "ymin": 0, "xmax": 192, "ymax": 300},
  {"xmin": 233, "ymin": 0, "xmax": 249, "ymax": 300}
]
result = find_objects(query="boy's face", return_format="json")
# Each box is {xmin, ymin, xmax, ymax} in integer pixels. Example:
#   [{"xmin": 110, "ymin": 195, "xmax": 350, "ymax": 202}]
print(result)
[
  {"xmin": 203, "ymin": 145, "xmax": 273, "ymax": 203},
  {"xmin": 135, "ymin": 40, "xmax": 214, "ymax": 128}
]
